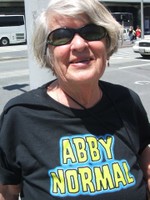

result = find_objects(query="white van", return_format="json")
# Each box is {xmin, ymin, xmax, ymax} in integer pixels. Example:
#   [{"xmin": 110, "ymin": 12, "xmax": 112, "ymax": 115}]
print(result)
[{"xmin": 0, "ymin": 15, "xmax": 27, "ymax": 46}]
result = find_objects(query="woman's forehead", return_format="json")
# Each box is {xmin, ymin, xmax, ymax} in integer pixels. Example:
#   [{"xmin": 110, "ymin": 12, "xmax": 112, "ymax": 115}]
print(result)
[{"xmin": 48, "ymin": 13, "xmax": 90, "ymax": 30}]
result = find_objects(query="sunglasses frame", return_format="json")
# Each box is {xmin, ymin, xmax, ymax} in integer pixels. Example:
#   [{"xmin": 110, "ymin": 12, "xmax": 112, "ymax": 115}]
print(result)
[{"xmin": 44, "ymin": 24, "xmax": 107, "ymax": 54}]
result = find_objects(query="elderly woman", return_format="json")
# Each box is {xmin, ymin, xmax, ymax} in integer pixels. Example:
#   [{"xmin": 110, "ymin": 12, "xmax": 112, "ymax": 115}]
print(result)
[{"xmin": 0, "ymin": 0, "xmax": 150, "ymax": 199}]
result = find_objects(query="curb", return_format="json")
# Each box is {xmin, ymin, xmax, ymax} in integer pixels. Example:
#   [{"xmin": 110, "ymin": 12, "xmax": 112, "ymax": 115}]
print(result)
[{"xmin": 0, "ymin": 56, "xmax": 27, "ymax": 62}]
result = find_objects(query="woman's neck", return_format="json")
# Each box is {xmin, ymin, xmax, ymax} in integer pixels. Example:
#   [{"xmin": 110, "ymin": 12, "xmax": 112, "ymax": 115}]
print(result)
[{"xmin": 47, "ymin": 80, "xmax": 103, "ymax": 109}]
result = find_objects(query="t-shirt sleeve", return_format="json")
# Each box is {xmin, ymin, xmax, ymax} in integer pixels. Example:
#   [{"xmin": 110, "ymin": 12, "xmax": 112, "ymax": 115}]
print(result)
[
  {"xmin": 0, "ymin": 108, "xmax": 22, "ymax": 185},
  {"xmin": 130, "ymin": 90, "xmax": 150, "ymax": 153}
]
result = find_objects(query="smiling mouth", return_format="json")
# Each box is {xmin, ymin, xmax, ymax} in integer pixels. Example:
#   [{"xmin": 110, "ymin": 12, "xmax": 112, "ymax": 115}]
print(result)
[{"xmin": 70, "ymin": 58, "xmax": 92, "ymax": 64}]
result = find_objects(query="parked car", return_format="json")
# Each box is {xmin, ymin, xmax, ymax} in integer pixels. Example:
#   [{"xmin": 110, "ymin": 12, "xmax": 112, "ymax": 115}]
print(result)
[{"xmin": 133, "ymin": 38, "xmax": 150, "ymax": 58}]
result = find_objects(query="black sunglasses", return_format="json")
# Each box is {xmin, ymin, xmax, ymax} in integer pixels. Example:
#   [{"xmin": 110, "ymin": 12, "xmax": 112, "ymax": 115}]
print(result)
[{"xmin": 46, "ymin": 24, "xmax": 107, "ymax": 47}]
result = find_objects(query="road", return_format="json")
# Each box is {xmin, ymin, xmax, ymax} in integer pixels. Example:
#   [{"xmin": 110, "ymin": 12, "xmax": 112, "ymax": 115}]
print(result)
[
  {"xmin": 102, "ymin": 48, "xmax": 150, "ymax": 120},
  {"xmin": 0, "ymin": 45, "xmax": 150, "ymax": 120},
  {"xmin": 0, "ymin": 58, "xmax": 29, "ymax": 113}
]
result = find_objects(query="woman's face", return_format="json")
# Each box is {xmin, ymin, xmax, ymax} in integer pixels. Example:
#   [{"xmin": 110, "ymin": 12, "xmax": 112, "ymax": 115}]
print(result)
[{"xmin": 48, "ymin": 14, "xmax": 108, "ymax": 85}]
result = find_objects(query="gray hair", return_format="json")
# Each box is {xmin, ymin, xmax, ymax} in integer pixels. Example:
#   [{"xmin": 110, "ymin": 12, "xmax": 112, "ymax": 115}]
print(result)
[{"xmin": 33, "ymin": 0, "xmax": 123, "ymax": 73}]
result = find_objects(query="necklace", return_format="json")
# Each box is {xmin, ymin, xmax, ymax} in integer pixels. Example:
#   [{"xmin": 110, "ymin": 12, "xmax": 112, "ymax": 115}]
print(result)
[
  {"xmin": 47, "ymin": 81, "xmax": 102, "ymax": 110},
  {"xmin": 62, "ymin": 89, "xmax": 103, "ymax": 110}
]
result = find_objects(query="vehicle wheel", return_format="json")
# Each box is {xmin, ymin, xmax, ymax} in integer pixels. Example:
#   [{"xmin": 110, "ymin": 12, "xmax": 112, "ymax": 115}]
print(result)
[{"xmin": 0, "ymin": 37, "xmax": 9, "ymax": 46}]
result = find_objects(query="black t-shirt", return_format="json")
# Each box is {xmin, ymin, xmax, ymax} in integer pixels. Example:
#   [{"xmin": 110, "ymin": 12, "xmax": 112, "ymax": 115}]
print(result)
[{"xmin": 0, "ymin": 80, "xmax": 150, "ymax": 200}]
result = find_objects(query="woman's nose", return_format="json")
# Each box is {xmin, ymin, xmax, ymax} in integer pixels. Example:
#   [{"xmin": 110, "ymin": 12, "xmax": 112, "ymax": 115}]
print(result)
[{"xmin": 70, "ymin": 34, "xmax": 88, "ymax": 52}]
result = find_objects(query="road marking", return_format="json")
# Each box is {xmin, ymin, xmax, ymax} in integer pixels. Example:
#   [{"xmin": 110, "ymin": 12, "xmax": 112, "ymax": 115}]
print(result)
[
  {"xmin": 0, "ymin": 69, "xmax": 29, "ymax": 79},
  {"xmin": 118, "ymin": 62, "xmax": 150, "ymax": 69},
  {"xmin": 135, "ymin": 81, "xmax": 150, "ymax": 85}
]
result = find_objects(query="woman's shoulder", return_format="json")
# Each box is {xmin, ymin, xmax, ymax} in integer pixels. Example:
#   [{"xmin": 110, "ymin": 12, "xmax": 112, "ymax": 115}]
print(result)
[
  {"xmin": 100, "ymin": 80, "xmax": 141, "ymax": 103},
  {"xmin": 100, "ymin": 80, "xmax": 147, "ymax": 118},
  {"xmin": 100, "ymin": 80, "xmax": 130, "ymax": 92},
  {"xmin": 2, "ymin": 82, "xmax": 49, "ymax": 114}
]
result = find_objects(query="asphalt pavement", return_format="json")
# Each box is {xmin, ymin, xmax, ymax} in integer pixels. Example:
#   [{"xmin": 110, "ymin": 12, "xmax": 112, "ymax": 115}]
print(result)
[{"xmin": 0, "ymin": 44, "xmax": 28, "ymax": 61}]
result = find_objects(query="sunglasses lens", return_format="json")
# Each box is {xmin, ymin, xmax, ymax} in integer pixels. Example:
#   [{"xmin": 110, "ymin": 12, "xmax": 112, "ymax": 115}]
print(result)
[
  {"xmin": 48, "ymin": 28, "xmax": 73, "ymax": 46},
  {"xmin": 81, "ymin": 25, "xmax": 106, "ymax": 41},
  {"xmin": 47, "ymin": 24, "xmax": 107, "ymax": 47}
]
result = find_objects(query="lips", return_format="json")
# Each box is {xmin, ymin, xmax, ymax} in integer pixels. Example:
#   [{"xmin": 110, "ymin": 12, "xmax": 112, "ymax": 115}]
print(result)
[{"xmin": 69, "ymin": 57, "xmax": 93, "ymax": 64}]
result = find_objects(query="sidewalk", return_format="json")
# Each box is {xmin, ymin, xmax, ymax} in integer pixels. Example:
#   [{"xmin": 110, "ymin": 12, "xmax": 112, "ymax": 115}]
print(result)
[
  {"xmin": 119, "ymin": 39, "xmax": 134, "ymax": 48},
  {"xmin": 0, "ymin": 44, "xmax": 28, "ymax": 61}
]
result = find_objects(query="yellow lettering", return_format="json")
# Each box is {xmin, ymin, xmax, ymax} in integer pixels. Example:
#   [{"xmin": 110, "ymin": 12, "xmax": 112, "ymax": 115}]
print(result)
[
  {"xmin": 49, "ymin": 162, "xmax": 135, "ymax": 196},
  {"xmin": 123, "ymin": 162, "xmax": 134, "ymax": 184},
  {"xmin": 78, "ymin": 167, "xmax": 95, "ymax": 192},
  {"xmin": 73, "ymin": 138, "xmax": 87, "ymax": 163},
  {"xmin": 94, "ymin": 165, "xmax": 114, "ymax": 190},
  {"xmin": 62, "ymin": 139, "xmax": 76, "ymax": 164},
  {"xmin": 86, "ymin": 136, "xmax": 100, "ymax": 161},
  {"xmin": 98, "ymin": 136, "xmax": 113, "ymax": 159},
  {"xmin": 66, "ymin": 169, "xmax": 79, "ymax": 193},
  {"xmin": 113, "ymin": 163, "xmax": 127, "ymax": 188},
  {"xmin": 50, "ymin": 170, "xmax": 65, "ymax": 194}
]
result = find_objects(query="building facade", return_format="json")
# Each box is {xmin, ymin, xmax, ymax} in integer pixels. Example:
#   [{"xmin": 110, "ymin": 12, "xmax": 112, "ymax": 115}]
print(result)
[
  {"xmin": 0, "ymin": 0, "xmax": 150, "ymax": 32},
  {"xmin": 0, "ymin": 0, "xmax": 24, "ymax": 15}
]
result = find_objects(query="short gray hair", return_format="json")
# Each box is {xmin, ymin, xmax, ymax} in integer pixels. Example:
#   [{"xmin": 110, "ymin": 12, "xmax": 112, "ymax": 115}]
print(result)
[{"xmin": 33, "ymin": 0, "xmax": 123, "ymax": 73}]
